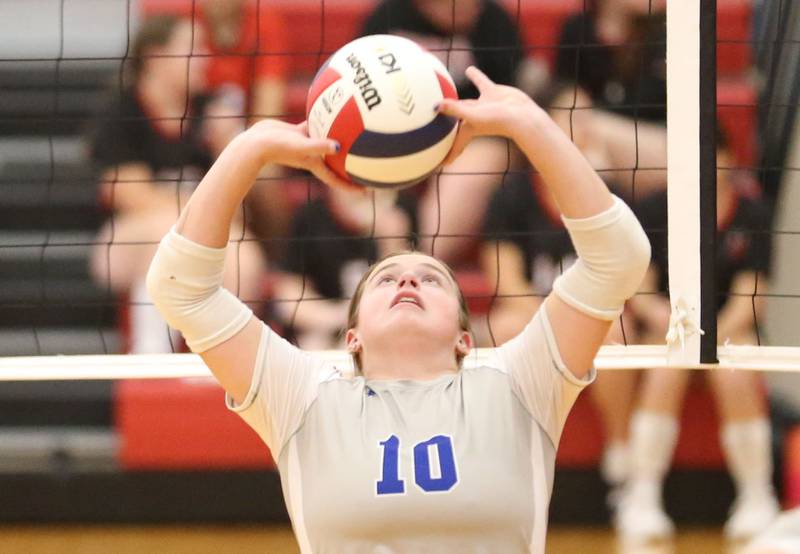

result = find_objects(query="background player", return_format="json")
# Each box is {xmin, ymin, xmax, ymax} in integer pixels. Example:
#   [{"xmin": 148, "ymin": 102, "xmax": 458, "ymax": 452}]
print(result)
[
  {"xmin": 361, "ymin": 0, "xmax": 528, "ymax": 263},
  {"xmin": 196, "ymin": 0, "xmax": 294, "ymax": 255},
  {"xmin": 88, "ymin": 15, "xmax": 265, "ymax": 353},
  {"xmin": 618, "ymin": 130, "xmax": 780, "ymax": 543},
  {"xmin": 480, "ymin": 165, "xmax": 638, "ymax": 497},
  {"xmin": 555, "ymin": 0, "xmax": 667, "ymax": 123},
  {"xmin": 274, "ymin": 186, "xmax": 412, "ymax": 349}
]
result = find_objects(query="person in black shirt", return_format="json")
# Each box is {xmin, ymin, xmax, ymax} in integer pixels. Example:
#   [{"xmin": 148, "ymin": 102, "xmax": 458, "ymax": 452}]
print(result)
[
  {"xmin": 619, "ymin": 136, "xmax": 779, "ymax": 542},
  {"xmin": 555, "ymin": 0, "xmax": 667, "ymax": 123},
  {"xmin": 480, "ymin": 171, "xmax": 575, "ymax": 340},
  {"xmin": 544, "ymin": 82, "xmax": 668, "ymax": 201},
  {"xmin": 274, "ymin": 188, "xmax": 413, "ymax": 349},
  {"xmin": 480, "ymin": 168, "xmax": 639, "ymax": 496},
  {"xmin": 89, "ymin": 15, "xmax": 265, "ymax": 353},
  {"xmin": 361, "ymin": 0, "xmax": 526, "ymax": 263},
  {"xmin": 362, "ymin": 0, "xmax": 523, "ymax": 100}
]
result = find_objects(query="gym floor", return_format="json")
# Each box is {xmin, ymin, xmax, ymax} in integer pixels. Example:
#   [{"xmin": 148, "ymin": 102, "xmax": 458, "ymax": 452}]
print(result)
[{"xmin": 0, "ymin": 524, "xmax": 738, "ymax": 553}]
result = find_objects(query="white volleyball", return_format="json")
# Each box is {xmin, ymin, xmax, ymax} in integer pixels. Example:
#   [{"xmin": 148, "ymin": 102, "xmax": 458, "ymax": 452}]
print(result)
[{"xmin": 306, "ymin": 34, "xmax": 458, "ymax": 189}]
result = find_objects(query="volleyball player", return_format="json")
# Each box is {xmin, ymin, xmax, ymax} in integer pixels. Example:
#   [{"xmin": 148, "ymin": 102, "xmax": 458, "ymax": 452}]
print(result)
[
  {"xmin": 89, "ymin": 15, "xmax": 265, "ymax": 353},
  {"xmin": 146, "ymin": 66, "xmax": 650, "ymax": 552},
  {"xmin": 555, "ymin": 0, "xmax": 667, "ymax": 123}
]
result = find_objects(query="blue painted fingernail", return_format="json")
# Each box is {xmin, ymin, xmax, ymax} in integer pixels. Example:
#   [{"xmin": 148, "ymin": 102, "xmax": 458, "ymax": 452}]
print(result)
[
  {"xmin": 433, "ymin": 102, "xmax": 441, "ymax": 112},
  {"xmin": 333, "ymin": 141, "xmax": 341, "ymax": 153}
]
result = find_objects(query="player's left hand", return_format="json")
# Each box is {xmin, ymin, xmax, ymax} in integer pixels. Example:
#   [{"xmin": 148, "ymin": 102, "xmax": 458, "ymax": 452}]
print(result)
[{"xmin": 436, "ymin": 66, "xmax": 540, "ymax": 165}]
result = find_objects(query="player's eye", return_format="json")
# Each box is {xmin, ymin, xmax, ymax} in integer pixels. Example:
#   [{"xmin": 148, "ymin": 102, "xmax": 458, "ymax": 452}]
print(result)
[
  {"xmin": 422, "ymin": 274, "xmax": 440, "ymax": 284},
  {"xmin": 377, "ymin": 275, "xmax": 395, "ymax": 285}
]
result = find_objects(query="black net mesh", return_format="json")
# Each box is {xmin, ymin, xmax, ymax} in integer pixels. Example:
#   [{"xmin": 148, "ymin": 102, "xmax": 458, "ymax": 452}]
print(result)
[{"xmin": 0, "ymin": 0, "xmax": 794, "ymax": 358}]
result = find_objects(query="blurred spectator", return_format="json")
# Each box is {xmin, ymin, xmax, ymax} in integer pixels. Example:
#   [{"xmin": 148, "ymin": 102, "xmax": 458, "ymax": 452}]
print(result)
[
  {"xmin": 619, "ymin": 133, "xmax": 779, "ymax": 543},
  {"xmin": 544, "ymin": 82, "xmax": 667, "ymax": 201},
  {"xmin": 89, "ymin": 15, "xmax": 265, "ymax": 354},
  {"xmin": 199, "ymin": 0, "xmax": 288, "ymax": 122},
  {"xmin": 474, "ymin": 83, "xmax": 672, "ymax": 501},
  {"xmin": 479, "ymin": 168, "xmax": 638, "ymax": 500},
  {"xmin": 752, "ymin": 0, "xmax": 800, "ymax": 205},
  {"xmin": 198, "ymin": 0, "xmax": 293, "ymax": 257},
  {"xmin": 361, "ymin": 0, "xmax": 527, "ymax": 263},
  {"xmin": 555, "ymin": 0, "xmax": 667, "ymax": 122},
  {"xmin": 274, "ymin": 188, "xmax": 413, "ymax": 350},
  {"xmin": 363, "ymin": 0, "xmax": 523, "ymax": 99},
  {"xmin": 754, "ymin": 1, "xmax": 800, "ymax": 431}
]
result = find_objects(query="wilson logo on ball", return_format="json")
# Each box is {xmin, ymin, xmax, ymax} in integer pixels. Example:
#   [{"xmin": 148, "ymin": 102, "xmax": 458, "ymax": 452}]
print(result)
[
  {"xmin": 307, "ymin": 34, "xmax": 458, "ymax": 190},
  {"xmin": 346, "ymin": 53, "xmax": 382, "ymax": 111}
]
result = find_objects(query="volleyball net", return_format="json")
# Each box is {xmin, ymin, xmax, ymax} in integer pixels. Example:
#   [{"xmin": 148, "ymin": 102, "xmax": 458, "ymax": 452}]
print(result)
[{"xmin": 0, "ymin": 0, "xmax": 799, "ymax": 381}]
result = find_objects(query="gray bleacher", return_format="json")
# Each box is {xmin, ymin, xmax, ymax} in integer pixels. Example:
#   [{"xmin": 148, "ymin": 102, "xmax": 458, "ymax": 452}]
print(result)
[
  {"xmin": 0, "ymin": 0, "xmax": 138, "ymax": 356},
  {"xmin": 0, "ymin": 0, "xmax": 138, "ymax": 474}
]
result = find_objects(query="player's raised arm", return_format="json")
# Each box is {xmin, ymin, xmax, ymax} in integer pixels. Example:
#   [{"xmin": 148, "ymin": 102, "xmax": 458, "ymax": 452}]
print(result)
[
  {"xmin": 145, "ymin": 120, "xmax": 350, "ymax": 403},
  {"xmin": 438, "ymin": 67, "xmax": 650, "ymax": 379}
]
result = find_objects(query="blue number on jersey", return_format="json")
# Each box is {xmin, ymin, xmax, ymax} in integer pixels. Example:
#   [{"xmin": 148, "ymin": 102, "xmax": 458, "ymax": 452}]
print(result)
[
  {"xmin": 414, "ymin": 435, "xmax": 458, "ymax": 492},
  {"xmin": 376, "ymin": 435, "xmax": 405, "ymax": 494},
  {"xmin": 376, "ymin": 435, "xmax": 458, "ymax": 495}
]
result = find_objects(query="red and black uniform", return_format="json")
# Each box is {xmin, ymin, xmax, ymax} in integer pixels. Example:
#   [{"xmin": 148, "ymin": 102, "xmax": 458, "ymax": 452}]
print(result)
[
  {"xmin": 636, "ymin": 190, "xmax": 772, "ymax": 311},
  {"xmin": 199, "ymin": 2, "xmax": 290, "ymax": 116},
  {"xmin": 361, "ymin": 0, "xmax": 524, "ymax": 100},
  {"xmin": 90, "ymin": 89, "xmax": 211, "ymax": 190},
  {"xmin": 482, "ymin": 172, "xmax": 575, "ymax": 296},
  {"xmin": 555, "ymin": 11, "xmax": 667, "ymax": 122}
]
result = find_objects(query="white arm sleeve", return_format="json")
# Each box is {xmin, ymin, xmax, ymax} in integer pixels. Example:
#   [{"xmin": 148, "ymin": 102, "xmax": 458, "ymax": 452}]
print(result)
[
  {"xmin": 226, "ymin": 323, "xmax": 340, "ymax": 458},
  {"xmin": 147, "ymin": 228, "xmax": 339, "ymax": 457},
  {"xmin": 493, "ymin": 307, "xmax": 595, "ymax": 445},
  {"xmin": 146, "ymin": 228, "xmax": 252, "ymax": 353},
  {"xmin": 552, "ymin": 195, "xmax": 651, "ymax": 320}
]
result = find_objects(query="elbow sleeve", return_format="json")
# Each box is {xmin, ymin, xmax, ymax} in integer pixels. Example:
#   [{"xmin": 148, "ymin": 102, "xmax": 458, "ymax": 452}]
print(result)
[
  {"xmin": 146, "ymin": 228, "xmax": 253, "ymax": 353},
  {"xmin": 552, "ymin": 196, "xmax": 651, "ymax": 321}
]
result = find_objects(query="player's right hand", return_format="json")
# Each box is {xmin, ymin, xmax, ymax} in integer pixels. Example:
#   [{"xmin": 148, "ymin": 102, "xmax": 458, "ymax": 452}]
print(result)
[{"xmin": 247, "ymin": 119, "xmax": 360, "ymax": 192}]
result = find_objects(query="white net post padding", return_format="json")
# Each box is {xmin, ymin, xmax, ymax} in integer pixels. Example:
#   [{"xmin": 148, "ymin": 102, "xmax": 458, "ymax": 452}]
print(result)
[{"xmin": 666, "ymin": 0, "xmax": 703, "ymax": 366}]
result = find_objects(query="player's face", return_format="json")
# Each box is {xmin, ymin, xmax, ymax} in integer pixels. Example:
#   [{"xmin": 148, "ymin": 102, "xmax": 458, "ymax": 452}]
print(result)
[{"xmin": 354, "ymin": 253, "xmax": 465, "ymax": 350}]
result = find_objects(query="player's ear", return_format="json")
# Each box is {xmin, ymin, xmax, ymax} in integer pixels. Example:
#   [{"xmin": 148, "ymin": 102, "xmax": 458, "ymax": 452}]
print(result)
[
  {"xmin": 455, "ymin": 331, "xmax": 472, "ymax": 357},
  {"xmin": 345, "ymin": 329, "xmax": 362, "ymax": 354}
]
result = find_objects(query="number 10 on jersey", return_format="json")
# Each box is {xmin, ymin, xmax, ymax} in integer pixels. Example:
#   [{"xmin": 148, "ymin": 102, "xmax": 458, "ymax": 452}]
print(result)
[{"xmin": 377, "ymin": 435, "xmax": 458, "ymax": 495}]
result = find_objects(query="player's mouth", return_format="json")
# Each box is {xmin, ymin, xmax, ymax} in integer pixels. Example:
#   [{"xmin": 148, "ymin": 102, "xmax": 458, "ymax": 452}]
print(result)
[{"xmin": 390, "ymin": 291, "xmax": 424, "ymax": 310}]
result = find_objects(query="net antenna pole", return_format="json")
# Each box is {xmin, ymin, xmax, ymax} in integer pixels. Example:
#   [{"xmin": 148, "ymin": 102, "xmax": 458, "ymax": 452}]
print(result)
[
  {"xmin": 698, "ymin": 0, "xmax": 718, "ymax": 363},
  {"xmin": 666, "ymin": 0, "xmax": 717, "ymax": 365}
]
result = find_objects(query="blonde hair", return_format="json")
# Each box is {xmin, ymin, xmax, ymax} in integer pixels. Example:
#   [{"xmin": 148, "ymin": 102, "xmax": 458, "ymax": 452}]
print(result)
[{"xmin": 346, "ymin": 251, "xmax": 472, "ymax": 373}]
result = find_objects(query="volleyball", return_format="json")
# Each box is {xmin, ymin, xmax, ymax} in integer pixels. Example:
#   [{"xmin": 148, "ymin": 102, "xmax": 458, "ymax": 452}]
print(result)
[{"xmin": 306, "ymin": 34, "xmax": 458, "ymax": 189}]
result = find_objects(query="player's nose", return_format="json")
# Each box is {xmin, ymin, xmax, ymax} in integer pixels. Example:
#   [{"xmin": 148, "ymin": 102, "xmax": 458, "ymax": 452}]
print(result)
[{"xmin": 397, "ymin": 271, "xmax": 420, "ymax": 289}]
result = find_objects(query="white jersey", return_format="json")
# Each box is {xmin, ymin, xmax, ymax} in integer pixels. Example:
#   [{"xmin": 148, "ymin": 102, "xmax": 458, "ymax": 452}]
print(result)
[{"xmin": 227, "ymin": 308, "xmax": 594, "ymax": 553}]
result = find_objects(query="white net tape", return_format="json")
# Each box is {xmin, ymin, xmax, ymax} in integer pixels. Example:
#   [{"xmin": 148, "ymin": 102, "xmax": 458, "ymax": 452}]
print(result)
[{"xmin": 4, "ymin": 345, "xmax": 800, "ymax": 382}]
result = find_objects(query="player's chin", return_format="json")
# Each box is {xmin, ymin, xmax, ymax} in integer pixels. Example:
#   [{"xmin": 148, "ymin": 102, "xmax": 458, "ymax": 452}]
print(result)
[
  {"xmin": 386, "ymin": 313, "xmax": 448, "ymax": 337},
  {"xmin": 386, "ymin": 307, "xmax": 426, "ymax": 324}
]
